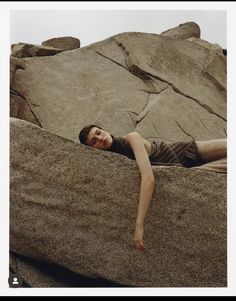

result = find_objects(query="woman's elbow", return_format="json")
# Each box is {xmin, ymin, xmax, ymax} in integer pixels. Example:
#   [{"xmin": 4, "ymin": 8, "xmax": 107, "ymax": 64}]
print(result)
[{"xmin": 142, "ymin": 174, "xmax": 155, "ymax": 186}]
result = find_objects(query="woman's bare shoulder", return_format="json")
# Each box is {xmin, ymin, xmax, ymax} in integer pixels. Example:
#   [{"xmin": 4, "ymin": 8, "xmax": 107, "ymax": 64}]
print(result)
[
  {"xmin": 124, "ymin": 131, "xmax": 138, "ymax": 138},
  {"xmin": 123, "ymin": 132, "xmax": 152, "ymax": 155}
]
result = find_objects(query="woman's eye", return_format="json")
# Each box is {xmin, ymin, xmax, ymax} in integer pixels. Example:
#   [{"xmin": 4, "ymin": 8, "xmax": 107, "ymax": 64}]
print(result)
[
  {"xmin": 92, "ymin": 138, "xmax": 96, "ymax": 145},
  {"xmin": 96, "ymin": 130, "xmax": 101, "ymax": 135}
]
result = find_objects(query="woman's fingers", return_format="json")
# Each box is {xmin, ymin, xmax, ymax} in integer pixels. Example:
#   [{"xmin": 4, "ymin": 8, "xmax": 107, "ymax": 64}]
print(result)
[{"xmin": 134, "ymin": 240, "xmax": 146, "ymax": 251}]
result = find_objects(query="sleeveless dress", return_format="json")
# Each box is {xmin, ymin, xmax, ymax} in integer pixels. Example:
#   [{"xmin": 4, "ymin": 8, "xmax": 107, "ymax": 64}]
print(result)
[{"xmin": 107, "ymin": 136, "xmax": 202, "ymax": 168}]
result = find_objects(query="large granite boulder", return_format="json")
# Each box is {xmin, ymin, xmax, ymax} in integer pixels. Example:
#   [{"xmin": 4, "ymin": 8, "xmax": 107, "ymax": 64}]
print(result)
[
  {"xmin": 10, "ymin": 22, "xmax": 226, "ymax": 143},
  {"xmin": 10, "ymin": 118, "xmax": 226, "ymax": 287},
  {"xmin": 161, "ymin": 21, "xmax": 201, "ymax": 39},
  {"xmin": 9, "ymin": 22, "xmax": 227, "ymax": 287},
  {"xmin": 42, "ymin": 36, "xmax": 81, "ymax": 51}
]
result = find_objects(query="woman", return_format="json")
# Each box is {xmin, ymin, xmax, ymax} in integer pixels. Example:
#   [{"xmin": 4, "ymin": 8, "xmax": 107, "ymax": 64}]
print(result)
[{"xmin": 79, "ymin": 124, "xmax": 227, "ymax": 251}]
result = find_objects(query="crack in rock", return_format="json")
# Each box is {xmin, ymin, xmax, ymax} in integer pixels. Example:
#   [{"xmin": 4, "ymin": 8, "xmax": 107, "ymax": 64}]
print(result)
[
  {"xmin": 95, "ymin": 50, "xmax": 128, "ymax": 73},
  {"xmin": 174, "ymin": 117, "xmax": 195, "ymax": 140},
  {"xmin": 10, "ymin": 89, "xmax": 20, "ymax": 96},
  {"xmin": 127, "ymin": 111, "xmax": 138, "ymax": 127},
  {"xmin": 141, "ymin": 92, "xmax": 150, "ymax": 113},
  {"xmin": 147, "ymin": 73, "xmax": 226, "ymax": 122},
  {"xmin": 135, "ymin": 93, "xmax": 151, "ymax": 125},
  {"xmin": 199, "ymin": 117, "xmax": 207, "ymax": 129},
  {"xmin": 97, "ymin": 40, "xmax": 227, "ymax": 123},
  {"xmin": 138, "ymin": 85, "xmax": 169, "ymax": 95},
  {"xmin": 136, "ymin": 111, "xmax": 150, "ymax": 125},
  {"xmin": 202, "ymin": 51, "xmax": 226, "ymax": 91},
  {"xmin": 203, "ymin": 71, "xmax": 226, "ymax": 91},
  {"xmin": 10, "ymin": 88, "xmax": 42, "ymax": 127}
]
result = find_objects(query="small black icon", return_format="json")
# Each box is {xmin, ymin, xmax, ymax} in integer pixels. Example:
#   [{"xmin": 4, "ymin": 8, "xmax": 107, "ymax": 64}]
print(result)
[{"xmin": 8, "ymin": 273, "xmax": 23, "ymax": 288}]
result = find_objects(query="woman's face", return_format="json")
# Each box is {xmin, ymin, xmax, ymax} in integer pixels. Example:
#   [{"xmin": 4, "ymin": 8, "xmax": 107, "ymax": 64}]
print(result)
[{"xmin": 86, "ymin": 127, "xmax": 113, "ymax": 150}]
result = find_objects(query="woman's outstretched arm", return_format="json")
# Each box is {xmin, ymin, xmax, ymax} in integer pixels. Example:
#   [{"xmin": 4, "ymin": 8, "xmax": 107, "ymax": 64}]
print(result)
[{"xmin": 124, "ymin": 132, "xmax": 155, "ymax": 251}]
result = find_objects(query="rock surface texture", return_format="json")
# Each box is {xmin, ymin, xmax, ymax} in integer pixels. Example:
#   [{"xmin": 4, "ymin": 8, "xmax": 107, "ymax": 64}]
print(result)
[
  {"xmin": 10, "ymin": 22, "xmax": 227, "ymax": 287},
  {"xmin": 42, "ymin": 36, "xmax": 81, "ymax": 51}
]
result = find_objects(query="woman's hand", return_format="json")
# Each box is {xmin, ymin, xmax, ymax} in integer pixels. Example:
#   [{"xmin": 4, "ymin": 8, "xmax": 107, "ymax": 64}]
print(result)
[{"xmin": 134, "ymin": 224, "xmax": 146, "ymax": 251}]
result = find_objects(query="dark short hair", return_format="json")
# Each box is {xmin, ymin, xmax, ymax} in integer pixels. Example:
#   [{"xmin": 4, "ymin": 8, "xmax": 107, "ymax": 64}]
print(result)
[{"xmin": 78, "ymin": 124, "xmax": 103, "ymax": 145}]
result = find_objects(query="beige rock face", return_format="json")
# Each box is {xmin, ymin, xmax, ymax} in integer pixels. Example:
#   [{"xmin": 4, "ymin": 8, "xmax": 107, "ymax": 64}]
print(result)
[
  {"xmin": 10, "ymin": 118, "xmax": 227, "ymax": 287},
  {"xmin": 161, "ymin": 21, "xmax": 201, "ymax": 39},
  {"xmin": 11, "ymin": 27, "xmax": 226, "ymax": 143},
  {"xmin": 9, "ymin": 22, "xmax": 227, "ymax": 287}
]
